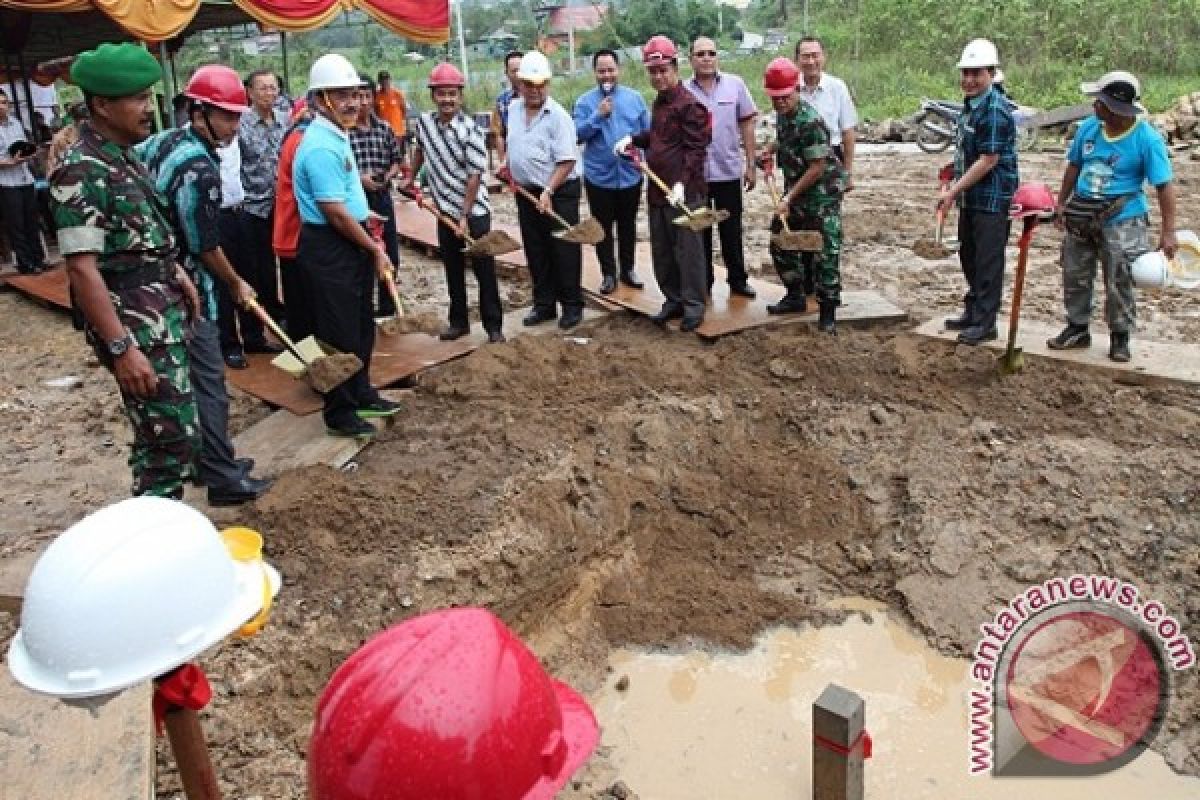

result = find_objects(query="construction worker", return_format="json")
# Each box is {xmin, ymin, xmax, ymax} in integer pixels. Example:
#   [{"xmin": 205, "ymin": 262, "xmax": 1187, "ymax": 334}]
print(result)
[
  {"xmin": 408, "ymin": 63, "xmax": 505, "ymax": 343},
  {"xmin": 308, "ymin": 607, "xmax": 598, "ymax": 800},
  {"xmin": 294, "ymin": 54, "xmax": 400, "ymax": 437},
  {"xmin": 1049, "ymin": 70, "xmax": 1176, "ymax": 363},
  {"xmin": 506, "ymin": 50, "xmax": 585, "ymax": 329},
  {"xmin": 938, "ymin": 38, "xmax": 1019, "ymax": 346},
  {"xmin": 50, "ymin": 43, "xmax": 201, "ymax": 499},
  {"xmin": 615, "ymin": 35, "xmax": 711, "ymax": 332},
  {"xmin": 137, "ymin": 65, "xmax": 272, "ymax": 506},
  {"xmin": 686, "ymin": 36, "xmax": 758, "ymax": 298},
  {"xmin": 492, "ymin": 51, "xmax": 523, "ymax": 165},
  {"xmin": 349, "ymin": 76, "xmax": 404, "ymax": 317},
  {"xmin": 574, "ymin": 48, "xmax": 650, "ymax": 295},
  {"xmin": 762, "ymin": 57, "xmax": 846, "ymax": 333}
]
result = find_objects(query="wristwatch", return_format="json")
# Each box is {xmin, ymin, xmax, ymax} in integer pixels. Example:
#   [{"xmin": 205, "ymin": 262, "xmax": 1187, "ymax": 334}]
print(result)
[{"xmin": 106, "ymin": 333, "xmax": 135, "ymax": 358}]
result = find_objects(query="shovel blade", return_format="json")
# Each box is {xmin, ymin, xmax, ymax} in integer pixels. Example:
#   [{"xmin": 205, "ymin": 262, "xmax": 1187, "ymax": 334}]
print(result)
[
  {"xmin": 771, "ymin": 230, "xmax": 824, "ymax": 252},
  {"xmin": 998, "ymin": 347, "xmax": 1025, "ymax": 375},
  {"xmin": 672, "ymin": 208, "xmax": 727, "ymax": 231},
  {"xmin": 465, "ymin": 229, "xmax": 522, "ymax": 256},
  {"xmin": 307, "ymin": 353, "xmax": 364, "ymax": 393},
  {"xmin": 553, "ymin": 216, "xmax": 605, "ymax": 245}
]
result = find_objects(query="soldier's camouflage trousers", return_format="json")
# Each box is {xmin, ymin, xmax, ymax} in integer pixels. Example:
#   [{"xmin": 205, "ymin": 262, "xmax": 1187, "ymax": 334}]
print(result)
[
  {"xmin": 1061, "ymin": 214, "xmax": 1148, "ymax": 333},
  {"xmin": 770, "ymin": 201, "xmax": 843, "ymax": 306},
  {"xmin": 94, "ymin": 285, "xmax": 201, "ymax": 498}
]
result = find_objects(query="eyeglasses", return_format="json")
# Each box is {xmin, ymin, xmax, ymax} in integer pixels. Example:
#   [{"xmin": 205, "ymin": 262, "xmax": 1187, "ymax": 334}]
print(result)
[{"xmin": 693, "ymin": 50, "xmax": 717, "ymax": 57}]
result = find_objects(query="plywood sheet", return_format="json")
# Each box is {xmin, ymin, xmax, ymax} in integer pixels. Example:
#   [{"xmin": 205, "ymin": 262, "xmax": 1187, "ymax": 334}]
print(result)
[
  {"xmin": 393, "ymin": 200, "xmax": 528, "ymax": 270},
  {"xmin": 913, "ymin": 316, "xmax": 1200, "ymax": 385},
  {"xmin": 1, "ymin": 265, "xmax": 70, "ymax": 311},
  {"xmin": 0, "ymin": 548, "xmax": 44, "ymax": 614}
]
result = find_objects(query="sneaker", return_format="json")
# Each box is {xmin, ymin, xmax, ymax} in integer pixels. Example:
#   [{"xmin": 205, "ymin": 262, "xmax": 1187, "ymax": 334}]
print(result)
[
  {"xmin": 943, "ymin": 313, "xmax": 973, "ymax": 331},
  {"xmin": 1109, "ymin": 331, "xmax": 1131, "ymax": 363},
  {"xmin": 1047, "ymin": 324, "xmax": 1090, "ymax": 350},
  {"xmin": 327, "ymin": 417, "xmax": 377, "ymax": 437},
  {"xmin": 957, "ymin": 324, "xmax": 998, "ymax": 345},
  {"xmin": 486, "ymin": 330, "xmax": 506, "ymax": 344},
  {"xmin": 356, "ymin": 398, "xmax": 402, "ymax": 419}
]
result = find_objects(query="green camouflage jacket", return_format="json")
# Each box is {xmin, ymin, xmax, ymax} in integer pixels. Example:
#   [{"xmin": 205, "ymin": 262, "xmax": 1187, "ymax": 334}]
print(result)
[{"xmin": 776, "ymin": 100, "xmax": 845, "ymax": 212}]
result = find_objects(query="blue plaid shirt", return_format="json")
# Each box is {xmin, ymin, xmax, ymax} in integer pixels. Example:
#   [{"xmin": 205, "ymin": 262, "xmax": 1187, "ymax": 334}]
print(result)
[{"xmin": 955, "ymin": 86, "xmax": 1018, "ymax": 213}]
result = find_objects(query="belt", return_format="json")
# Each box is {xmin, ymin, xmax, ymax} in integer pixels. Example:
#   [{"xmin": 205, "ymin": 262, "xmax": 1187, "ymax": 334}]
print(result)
[
  {"xmin": 101, "ymin": 260, "xmax": 176, "ymax": 291},
  {"xmin": 221, "ymin": 204, "xmax": 243, "ymax": 214}
]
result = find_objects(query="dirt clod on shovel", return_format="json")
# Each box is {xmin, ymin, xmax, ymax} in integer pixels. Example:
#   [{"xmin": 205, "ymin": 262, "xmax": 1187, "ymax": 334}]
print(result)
[
  {"xmin": 308, "ymin": 353, "xmax": 363, "ymax": 393},
  {"xmin": 466, "ymin": 229, "xmax": 521, "ymax": 256},
  {"xmin": 913, "ymin": 239, "xmax": 955, "ymax": 260},
  {"xmin": 379, "ymin": 311, "xmax": 443, "ymax": 337},
  {"xmin": 555, "ymin": 216, "xmax": 605, "ymax": 245},
  {"xmin": 771, "ymin": 229, "xmax": 823, "ymax": 252}
]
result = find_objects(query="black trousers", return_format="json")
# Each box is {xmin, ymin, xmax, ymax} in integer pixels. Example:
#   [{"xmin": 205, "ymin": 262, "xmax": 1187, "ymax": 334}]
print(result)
[
  {"xmin": 240, "ymin": 210, "xmax": 283, "ymax": 322},
  {"xmin": 649, "ymin": 203, "xmax": 706, "ymax": 319},
  {"xmin": 438, "ymin": 214, "xmax": 504, "ymax": 332},
  {"xmin": 187, "ymin": 317, "xmax": 246, "ymax": 489},
  {"xmin": 958, "ymin": 208, "xmax": 1011, "ymax": 328},
  {"xmin": 366, "ymin": 188, "xmax": 401, "ymax": 315},
  {"xmin": 0, "ymin": 184, "xmax": 45, "ymax": 272},
  {"xmin": 515, "ymin": 178, "xmax": 583, "ymax": 315},
  {"xmin": 215, "ymin": 207, "xmax": 265, "ymax": 353},
  {"xmin": 584, "ymin": 179, "xmax": 641, "ymax": 277},
  {"xmin": 703, "ymin": 179, "xmax": 747, "ymax": 288},
  {"xmin": 298, "ymin": 224, "xmax": 378, "ymax": 427},
  {"xmin": 279, "ymin": 256, "xmax": 313, "ymax": 342}
]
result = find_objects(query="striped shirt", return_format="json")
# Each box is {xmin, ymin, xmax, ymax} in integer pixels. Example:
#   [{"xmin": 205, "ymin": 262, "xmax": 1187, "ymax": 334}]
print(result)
[{"xmin": 414, "ymin": 110, "xmax": 490, "ymax": 218}]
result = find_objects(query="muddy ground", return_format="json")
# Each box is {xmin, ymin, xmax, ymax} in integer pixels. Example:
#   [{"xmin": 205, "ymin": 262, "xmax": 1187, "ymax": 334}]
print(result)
[{"xmin": 0, "ymin": 148, "xmax": 1197, "ymax": 798}]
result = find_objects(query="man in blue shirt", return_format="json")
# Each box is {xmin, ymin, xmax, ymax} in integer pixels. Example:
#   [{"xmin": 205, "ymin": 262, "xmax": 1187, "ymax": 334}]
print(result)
[
  {"xmin": 294, "ymin": 53, "xmax": 399, "ymax": 437},
  {"xmin": 937, "ymin": 38, "xmax": 1018, "ymax": 345},
  {"xmin": 1049, "ymin": 70, "xmax": 1177, "ymax": 362},
  {"xmin": 574, "ymin": 49, "xmax": 650, "ymax": 294},
  {"xmin": 491, "ymin": 51, "xmax": 523, "ymax": 165}
]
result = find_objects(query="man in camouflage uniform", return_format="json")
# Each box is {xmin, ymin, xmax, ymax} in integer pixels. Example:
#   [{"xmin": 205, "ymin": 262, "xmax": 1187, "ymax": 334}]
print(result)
[
  {"xmin": 50, "ymin": 43, "xmax": 201, "ymax": 498},
  {"xmin": 762, "ymin": 57, "xmax": 845, "ymax": 333}
]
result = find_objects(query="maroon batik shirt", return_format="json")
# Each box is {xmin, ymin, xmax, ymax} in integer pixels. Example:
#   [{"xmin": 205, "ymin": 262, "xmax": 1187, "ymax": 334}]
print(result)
[{"xmin": 631, "ymin": 82, "xmax": 711, "ymax": 207}]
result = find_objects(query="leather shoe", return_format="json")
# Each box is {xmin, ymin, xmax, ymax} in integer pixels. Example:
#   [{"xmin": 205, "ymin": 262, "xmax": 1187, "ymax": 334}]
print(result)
[
  {"xmin": 522, "ymin": 308, "xmax": 556, "ymax": 327},
  {"xmin": 558, "ymin": 310, "xmax": 584, "ymax": 330},
  {"xmin": 439, "ymin": 324, "xmax": 469, "ymax": 341},
  {"xmin": 620, "ymin": 269, "xmax": 644, "ymax": 289},
  {"xmin": 487, "ymin": 330, "xmax": 506, "ymax": 344},
  {"xmin": 680, "ymin": 316, "xmax": 703, "ymax": 332},
  {"xmin": 944, "ymin": 313, "xmax": 973, "ymax": 331},
  {"xmin": 237, "ymin": 457, "xmax": 255, "ymax": 474},
  {"xmin": 245, "ymin": 340, "xmax": 285, "ymax": 355},
  {"xmin": 729, "ymin": 282, "xmax": 757, "ymax": 299},
  {"xmin": 599, "ymin": 274, "xmax": 617, "ymax": 294},
  {"xmin": 224, "ymin": 351, "xmax": 248, "ymax": 369},
  {"xmin": 957, "ymin": 324, "xmax": 998, "ymax": 345},
  {"xmin": 208, "ymin": 476, "xmax": 273, "ymax": 507},
  {"xmin": 649, "ymin": 306, "xmax": 684, "ymax": 325}
]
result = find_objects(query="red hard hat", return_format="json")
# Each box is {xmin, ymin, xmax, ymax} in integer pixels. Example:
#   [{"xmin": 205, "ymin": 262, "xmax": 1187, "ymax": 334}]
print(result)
[
  {"xmin": 763, "ymin": 57, "xmax": 800, "ymax": 98},
  {"xmin": 184, "ymin": 65, "xmax": 249, "ymax": 114},
  {"xmin": 428, "ymin": 62, "xmax": 466, "ymax": 89},
  {"xmin": 1009, "ymin": 182, "xmax": 1056, "ymax": 219},
  {"xmin": 642, "ymin": 35, "xmax": 678, "ymax": 66},
  {"xmin": 308, "ymin": 608, "xmax": 600, "ymax": 800}
]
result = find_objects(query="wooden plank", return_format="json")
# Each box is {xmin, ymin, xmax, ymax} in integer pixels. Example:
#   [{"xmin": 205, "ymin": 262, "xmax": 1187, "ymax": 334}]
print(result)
[
  {"xmin": 232, "ymin": 407, "xmax": 373, "ymax": 476},
  {"xmin": 0, "ymin": 548, "xmax": 44, "ymax": 614},
  {"xmin": 460, "ymin": 306, "xmax": 611, "ymax": 347},
  {"xmin": 580, "ymin": 242, "xmax": 907, "ymax": 338},
  {"xmin": 1025, "ymin": 103, "xmax": 1092, "ymax": 129},
  {"xmin": 393, "ymin": 199, "xmax": 528, "ymax": 270},
  {"xmin": 0, "ymin": 674, "xmax": 155, "ymax": 800},
  {"xmin": 913, "ymin": 316, "xmax": 1200, "ymax": 386},
  {"xmin": 1, "ymin": 265, "xmax": 71, "ymax": 311}
]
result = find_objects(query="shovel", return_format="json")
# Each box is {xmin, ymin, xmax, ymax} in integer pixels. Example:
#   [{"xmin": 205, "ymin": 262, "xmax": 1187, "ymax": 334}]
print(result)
[
  {"xmin": 914, "ymin": 163, "xmax": 958, "ymax": 259},
  {"xmin": 764, "ymin": 172, "xmax": 823, "ymax": 252},
  {"xmin": 399, "ymin": 187, "xmax": 522, "ymax": 257},
  {"xmin": 245, "ymin": 298, "xmax": 362, "ymax": 394},
  {"xmin": 506, "ymin": 181, "xmax": 605, "ymax": 245},
  {"xmin": 630, "ymin": 151, "xmax": 726, "ymax": 231},
  {"xmin": 999, "ymin": 215, "xmax": 1041, "ymax": 374}
]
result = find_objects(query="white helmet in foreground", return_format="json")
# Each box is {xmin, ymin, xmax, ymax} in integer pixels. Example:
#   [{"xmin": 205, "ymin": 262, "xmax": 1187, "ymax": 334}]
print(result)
[
  {"xmin": 309, "ymin": 53, "xmax": 361, "ymax": 91},
  {"xmin": 957, "ymin": 38, "xmax": 1000, "ymax": 69},
  {"xmin": 7, "ymin": 497, "xmax": 281, "ymax": 699}
]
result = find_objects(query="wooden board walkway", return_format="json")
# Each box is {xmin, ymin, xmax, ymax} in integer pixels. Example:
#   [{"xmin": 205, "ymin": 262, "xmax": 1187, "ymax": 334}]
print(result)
[
  {"xmin": 0, "ymin": 265, "xmax": 70, "ymax": 311},
  {"xmin": 913, "ymin": 316, "xmax": 1200, "ymax": 385}
]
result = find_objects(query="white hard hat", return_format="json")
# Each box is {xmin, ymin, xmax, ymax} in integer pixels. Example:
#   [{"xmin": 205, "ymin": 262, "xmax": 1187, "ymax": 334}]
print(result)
[
  {"xmin": 516, "ymin": 51, "xmax": 553, "ymax": 83},
  {"xmin": 6, "ymin": 497, "xmax": 281, "ymax": 699},
  {"xmin": 309, "ymin": 53, "xmax": 361, "ymax": 91},
  {"xmin": 957, "ymin": 38, "xmax": 1000, "ymax": 69},
  {"xmin": 1131, "ymin": 250, "xmax": 1169, "ymax": 288}
]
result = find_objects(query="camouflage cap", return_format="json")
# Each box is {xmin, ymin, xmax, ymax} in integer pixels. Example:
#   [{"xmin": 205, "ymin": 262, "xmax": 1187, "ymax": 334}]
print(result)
[{"xmin": 71, "ymin": 43, "xmax": 162, "ymax": 97}]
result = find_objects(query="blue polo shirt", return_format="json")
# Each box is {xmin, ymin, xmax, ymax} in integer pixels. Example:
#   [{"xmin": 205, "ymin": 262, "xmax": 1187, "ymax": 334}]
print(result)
[
  {"xmin": 1068, "ymin": 116, "xmax": 1172, "ymax": 225},
  {"xmin": 574, "ymin": 85, "xmax": 650, "ymax": 190},
  {"xmin": 293, "ymin": 114, "xmax": 369, "ymax": 224}
]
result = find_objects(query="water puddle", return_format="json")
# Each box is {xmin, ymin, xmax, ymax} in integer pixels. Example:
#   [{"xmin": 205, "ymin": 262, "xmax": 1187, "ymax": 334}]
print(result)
[{"xmin": 592, "ymin": 599, "xmax": 1196, "ymax": 799}]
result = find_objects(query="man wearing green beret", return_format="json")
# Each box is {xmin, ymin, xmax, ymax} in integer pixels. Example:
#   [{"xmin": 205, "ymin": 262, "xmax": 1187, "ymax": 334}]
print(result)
[{"xmin": 50, "ymin": 42, "xmax": 202, "ymax": 498}]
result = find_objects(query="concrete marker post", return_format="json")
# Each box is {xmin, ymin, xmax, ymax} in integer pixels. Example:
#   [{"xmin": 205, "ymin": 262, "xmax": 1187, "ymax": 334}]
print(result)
[{"xmin": 812, "ymin": 683, "xmax": 866, "ymax": 800}]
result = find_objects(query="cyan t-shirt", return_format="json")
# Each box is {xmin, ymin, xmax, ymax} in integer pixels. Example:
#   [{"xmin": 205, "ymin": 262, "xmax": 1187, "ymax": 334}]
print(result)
[
  {"xmin": 293, "ymin": 114, "xmax": 369, "ymax": 225},
  {"xmin": 1068, "ymin": 116, "xmax": 1172, "ymax": 224}
]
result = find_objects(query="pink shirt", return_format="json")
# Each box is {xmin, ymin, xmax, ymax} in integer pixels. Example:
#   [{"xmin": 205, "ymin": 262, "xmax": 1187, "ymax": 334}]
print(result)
[{"xmin": 685, "ymin": 73, "xmax": 757, "ymax": 183}]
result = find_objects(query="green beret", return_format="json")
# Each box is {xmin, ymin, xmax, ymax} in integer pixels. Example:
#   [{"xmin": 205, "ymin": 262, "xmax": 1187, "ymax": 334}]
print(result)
[{"xmin": 71, "ymin": 43, "xmax": 162, "ymax": 97}]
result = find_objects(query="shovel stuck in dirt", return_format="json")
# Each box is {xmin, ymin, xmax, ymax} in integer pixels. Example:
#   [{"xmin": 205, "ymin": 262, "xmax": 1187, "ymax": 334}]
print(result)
[
  {"xmin": 507, "ymin": 183, "xmax": 605, "ymax": 245},
  {"xmin": 764, "ymin": 173, "xmax": 824, "ymax": 252},
  {"xmin": 631, "ymin": 152, "xmax": 726, "ymax": 231},
  {"xmin": 914, "ymin": 163, "xmax": 958, "ymax": 259},
  {"xmin": 401, "ymin": 188, "xmax": 523, "ymax": 256},
  {"xmin": 245, "ymin": 299, "xmax": 362, "ymax": 393}
]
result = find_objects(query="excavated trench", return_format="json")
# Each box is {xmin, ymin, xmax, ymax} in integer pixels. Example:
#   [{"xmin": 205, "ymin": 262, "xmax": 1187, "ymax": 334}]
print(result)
[{"xmin": 155, "ymin": 316, "xmax": 1199, "ymax": 798}]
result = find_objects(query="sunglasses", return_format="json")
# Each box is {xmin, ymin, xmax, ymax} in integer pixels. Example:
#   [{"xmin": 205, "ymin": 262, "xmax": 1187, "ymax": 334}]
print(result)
[{"xmin": 693, "ymin": 50, "xmax": 717, "ymax": 57}]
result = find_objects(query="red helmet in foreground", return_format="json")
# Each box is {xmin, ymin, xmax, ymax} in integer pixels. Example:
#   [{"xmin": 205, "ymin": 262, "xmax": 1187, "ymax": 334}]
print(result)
[
  {"xmin": 763, "ymin": 58, "xmax": 800, "ymax": 98},
  {"xmin": 642, "ymin": 35, "xmax": 678, "ymax": 66},
  {"xmin": 1009, "ymin": 183, "xmax": 1056, "ymax": 219},
  {"xmin": 428, "ymin": 62, "xmax": 466, "ymax": 89},
  {"xmin": 184, "ymin": 65, "xmax": 249, "ymax": 114},
  {"xmin": 308, "ymin": 607, "xmax": 600, "ymax": 800}
]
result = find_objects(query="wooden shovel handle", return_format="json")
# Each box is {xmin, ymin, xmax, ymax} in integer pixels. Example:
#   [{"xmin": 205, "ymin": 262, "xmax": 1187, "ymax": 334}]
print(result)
[
  {"xmin": 244, "ymin": 298, "xmax": 308, "ymax": 367},
  {"xmin": 636, "ymin": 160, "xmax": 698, "ymax": 220},
  {"xmin": 765, "ymin": 173, "xmax": 799, "ymax": 234},
  {"xmin": 382, "ymin": 270, "xmax": 405, "ymax": 317},
  {"xmin": 509, "ymin": 182, "xmax": 574, "ymax": 230}
]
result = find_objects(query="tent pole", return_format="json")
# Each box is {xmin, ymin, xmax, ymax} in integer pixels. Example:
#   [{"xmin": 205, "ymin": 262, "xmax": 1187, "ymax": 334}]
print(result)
[
  {"xmin": 17, "ymin": 50, "xmax": 36, "ymax": 136},
  {"xmin": 159, "ymin": 42, "xmax": 176, "ymax": 127},
  {"xmin": 281, "ymin": 31, "xmax": 290, "ymax": 97},
  {"xmin": 454, "ymin": 0, "xmax": 469, "ymax": 83}
]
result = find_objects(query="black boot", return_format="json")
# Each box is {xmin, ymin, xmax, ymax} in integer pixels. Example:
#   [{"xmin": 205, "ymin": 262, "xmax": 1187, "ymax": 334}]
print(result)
[
  {"xmin": 818, "ymin": 302, "xmax": 837, "ymax": 334},
  {"xmin": 767, "ymin": 287, "xmax": 807, "ymax": 315}
]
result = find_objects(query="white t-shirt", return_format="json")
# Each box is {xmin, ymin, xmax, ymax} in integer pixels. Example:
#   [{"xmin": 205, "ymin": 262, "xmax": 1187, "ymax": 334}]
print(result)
[
  {"xmin": 797, "ymin": 73, "xmax": 858, "ymax": 147},
  {"xmin": 0, "ymin": 115, "xmax": 34, "ymax": 187},
  {"xmin": 218, "ymin": 140, "xmax": 244, "ymax": 208}
]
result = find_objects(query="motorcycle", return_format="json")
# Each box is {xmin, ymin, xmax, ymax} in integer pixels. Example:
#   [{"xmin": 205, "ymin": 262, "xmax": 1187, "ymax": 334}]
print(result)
[{"xmin": 915, "ymin": 97, "xmax": 1040, "ymax": 154}]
